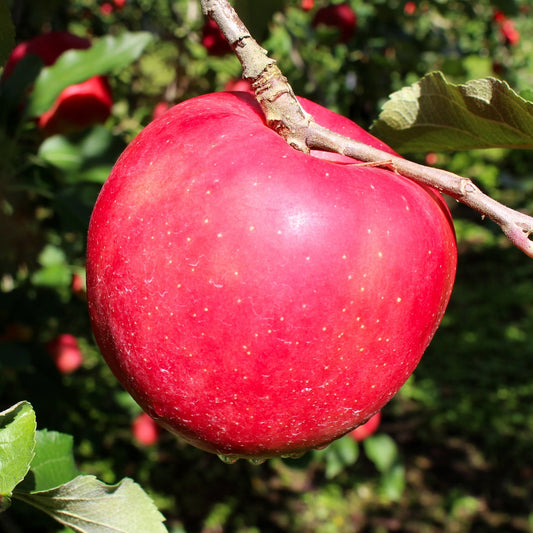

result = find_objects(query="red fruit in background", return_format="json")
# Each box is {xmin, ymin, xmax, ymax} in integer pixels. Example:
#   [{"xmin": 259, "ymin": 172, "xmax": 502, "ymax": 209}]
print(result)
[
  {"xmin": 301, "ymin": 0, "xmax": 315, "ymax": 11},
  {"xmin": 201, "ymin": 19, "xmax": 232, "ymax": 56},
  {"xmin": 3, "ymin": 31, "xmax": 113, "ymax": 136},
  {"xmin": 151, "ymin": 101, "xmax": 171, "ymax": 121},
  {"xmin": 46, "ymin": 334, "xmax": 83, "ymax": 374},
  {"xmin": 224, "ymin": 78, "xmax": 253, "ymax": 93},
  {"xmin": 100, "ymin": 3, "xmax": 114, "ymax": 15},
  {"xmin": 492, "ymin": 10, "xmax": 506, "ymax": 24},
  {"xmin": 38, "ymin": 76, "xmax": 113, "ymax": 137},
  {"xmin": 132, "ymin": 413, "xmax": 161, "ymax": 446},
  {"xmin": 492, "ymin": 10, "xmax": 520, "ymax": 46},
  {"xmin": 87, "ymin": 91, "xmax": 456, "ymax": 460},
  {"xmin": 499, "ymin": 19, "xmax": 520, "ymax": 46},
  {"xmin": 312, "ymin": 4, "xmax": 357, "ymax": 43},
  {"xmin": 404, "ymin": 2, "xmax": 416, "ymax": 16},
  {"xmin": 71, "ymin": 271, "xmax": 87, "ymax": 299},
  {"xmin": 349, "ymin": 411, "xmax": 381, "ymax": 442}
]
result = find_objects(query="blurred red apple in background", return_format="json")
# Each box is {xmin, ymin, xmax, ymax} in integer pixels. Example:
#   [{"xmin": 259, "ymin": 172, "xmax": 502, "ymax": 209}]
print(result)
[
  {"xmin": 224, "ymin": 78, "xmax": 253, "ymax": 92},
  {"xmin": 132, "ymin": 413, "xmax": 161, "ymax": 446},
  {"xmin": 46, "ymin": 333, "xmax": 83, "ymax": 374},
  {"xmin": 312, "ymin": 4, "xmax": 357, "ymax": 43},
  {"xmin": 349, "ymin": 411, "xmax": 381, "ymax": 442},
  {"xmin": 201, "ymin": 19, "xmax": 232, "ymax": 56}
]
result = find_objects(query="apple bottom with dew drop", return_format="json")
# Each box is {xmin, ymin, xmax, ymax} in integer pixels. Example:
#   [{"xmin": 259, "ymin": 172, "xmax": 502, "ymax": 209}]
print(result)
[{"xmin": 87, "ymin": 91, "xmax": 457, "ymax": 463}]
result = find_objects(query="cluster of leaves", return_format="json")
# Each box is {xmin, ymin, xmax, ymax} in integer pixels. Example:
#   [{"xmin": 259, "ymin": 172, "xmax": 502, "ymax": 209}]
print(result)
[
  {"xmin": 1, "ymin": 0, "xmax": 533, "ymax": 531},
  {"xmin": 1, "ymin": 402, "xmax": 166, "ymax": 532}
]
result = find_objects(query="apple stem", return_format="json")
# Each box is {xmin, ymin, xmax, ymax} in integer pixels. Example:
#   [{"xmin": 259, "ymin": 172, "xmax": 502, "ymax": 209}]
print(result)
[{"xmin": 200, "ymin": 0, "xmax": 533, "ymax": 259}]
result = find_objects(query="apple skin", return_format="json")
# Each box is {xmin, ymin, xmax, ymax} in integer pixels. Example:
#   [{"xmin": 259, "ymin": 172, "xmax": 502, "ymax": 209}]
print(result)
[
  {"xmin": 348, "ymin": 411, "xmax": 381, "ymax": 442},
  {"xmin": 87, "ymin": 91, "xmax": 456, "ymax": 460},
  {"xmin": 3, "ymin": 31, "xmax": 113, "ymax": 136}
]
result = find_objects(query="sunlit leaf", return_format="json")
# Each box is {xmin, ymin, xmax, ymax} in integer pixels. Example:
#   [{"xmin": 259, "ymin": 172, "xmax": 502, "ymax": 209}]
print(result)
[
  {"xmin": 314, "ymin": 436, "xmax": 359, "ymax": 479},
  {"xmin": 0, "ymin": 402, "xmax": 36, "ymax": 505},
  {"xmin": 378, "ymin": 463, "xmax": 405, "ymax": 502},
  {"xmin": 27, "ymin": 32, "xmax": 153, "ymax": 117},
  {"xmin": 39, "ymin": 126, "xmax": 119, "ymax": 183},
  {"xmin": 362, "ymin": 434, "xmax": 399, "ymax": 473},
  {"xmin": 17, "ymin": 430, "xmax": 79, "ymax": 493},
  {"xmin": 371, "ymin": 71, "xmax": 533, "ymax": 152},
  {"xmin": 15, "ymin": 475, "xmax": 168, "ymax": 533}
]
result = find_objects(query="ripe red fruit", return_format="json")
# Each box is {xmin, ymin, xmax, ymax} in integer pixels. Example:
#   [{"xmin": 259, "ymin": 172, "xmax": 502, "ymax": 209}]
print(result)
[
  {"xmin": 312, "ymin": 4, "xmax": 357, "ymax": 43},
  {"xmin": 132, "ymin": 413, "xmax": 161, "ymax": 446},
  {"xmin": 87, "ymin": 91, "xmax": 456, "ymax": 461},
  {"xmin": 46, "ymin": 334, "xmax": 83, "ymax": 374},
  {"xmin": 38, "ymin": 76, "xmax": 113, "ymax": 136},
  {"xmin": 100, "ymin": 3, "xmax": 114, "ymax": 15},
  {"xmin": 301, "ymin": 0, "xmax": 315, "ymax": 11},
  {"xmin": 349, "ymin": 411, "xmax": 381, "ymax": 442},
  {"xmin": 224, "ymin": 78, "xmax": 254, "ymax": 93},
  {"xmin": 151, "ymin": 101, "xmax": 171, "ymax": 121},
  {"xmin": 201, "ymin": 19, "xmax": 232, "ymax": 56},
  {"xmin": 404, "ymin": 2, "xmax": 417, "ymax": 16},
  {"xmin": 3, "ymin": 31, "xmax": 113, "ymax": 136},
  {"xmin": 499, "ymin": 19, "xmax": 520, "ymax": 46}
]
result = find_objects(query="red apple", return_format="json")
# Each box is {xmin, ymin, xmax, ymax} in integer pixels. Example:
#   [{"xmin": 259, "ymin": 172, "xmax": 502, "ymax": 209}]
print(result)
[
  {"xmin": 499, "ymin": 19, "xmax": 520, "ymax": 46},
  {"xmin": 152, "ymin": 101, "xmax": 171, "ymax": 121},
  {"xmin": 87, "ymin": 91, "xmax": 456, "ymax": 461},
  {"xmin": 38, "ymin": 76, "xmax": 113, "ymax": 136},
  {"xmin": 46, "ymin": 333, "xmax": 83, "ymax": 374},
  {"xmin": 132, "ymin": 413, "xmax": 161, "ymax": 446},
  {"xmin": 348, "ymin": 411, "xmax": 381, "ymax": 442},
  {"xmin": 201, "ymin": 19, "xmax": 232, "ymax": 56},
  {"xmin": 3, "ymin": 31, "xmax": 113, "ymax": 136},
  {"xmin": 224, "ymin": 78, "xmax": 253, "ymax": 93},
  {"xmin": 71, "ymin": 271, "xmax": 87, "ymax": 300},
  {"xmin": 312, "ymin": 4, "xmax": 357, "ymax": 43},
  {"xmin": 404, "ymin": 2, "xmax": 417, "ymax": 16}
]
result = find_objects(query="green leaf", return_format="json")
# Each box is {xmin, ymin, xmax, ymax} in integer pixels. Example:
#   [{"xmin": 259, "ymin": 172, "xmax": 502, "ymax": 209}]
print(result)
[
  {"xmin": 362, "ymin": 434, "xmax": 399, "ymax": 473},
  {"xmin": 371, "ymin": 71, "xmax": 533, "ymax": 152},
  {"xmin": 27, "ymin": 32, "xmax": 153, "ymax": 117},
  {"xmin": 39, "ymin": 136, "xmax": 84, "ymax": 171},
  {"xmin": 16, "ymin": 430, "xmax": 79, "ymax": 493},
  {"xmin": 0, "ymin": 1, "xmax": 15, "ymax": 69},
  {"xmin": 15, "ymin": 475, "xmax": 168, "ymax": 533},
  {"xmin": 314, "ymin": 436, "xmax": 359, "ymax": 479},
  {"xmin": 31, "ymin": 244, "xmax": 71, "ymax": 289},
  {"xmin": 378, "ymin": 463, "xmax": 405, "ymax": 502},
  {"xmin": 0, "ymin": 402, "xmax": 37, "ymax": 504},
  {"xmin": 39, "ymin": 126, "xmax": 119, "ymax": 183},
  {"xmin": 0, "ymin": 54, "xmax": 43, "ymax": 128}
]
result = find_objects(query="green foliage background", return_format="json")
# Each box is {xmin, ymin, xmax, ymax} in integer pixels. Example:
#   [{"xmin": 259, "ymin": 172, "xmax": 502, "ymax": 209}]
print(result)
[{"xmin": 1, "ymin": 0, "xmax": 533, "ymax": 531}]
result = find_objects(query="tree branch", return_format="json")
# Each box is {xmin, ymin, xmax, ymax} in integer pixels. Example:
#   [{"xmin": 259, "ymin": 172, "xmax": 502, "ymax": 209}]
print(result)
[{"xmin": 200, "ymin": 0, "xmax": 533, "ymax": 258}]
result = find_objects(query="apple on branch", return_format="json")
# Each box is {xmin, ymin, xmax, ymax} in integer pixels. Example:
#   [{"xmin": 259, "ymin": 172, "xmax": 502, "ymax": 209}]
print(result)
[{"xmin": 87, "ymin": 90, "xmax": 457, "ymax": 462}]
